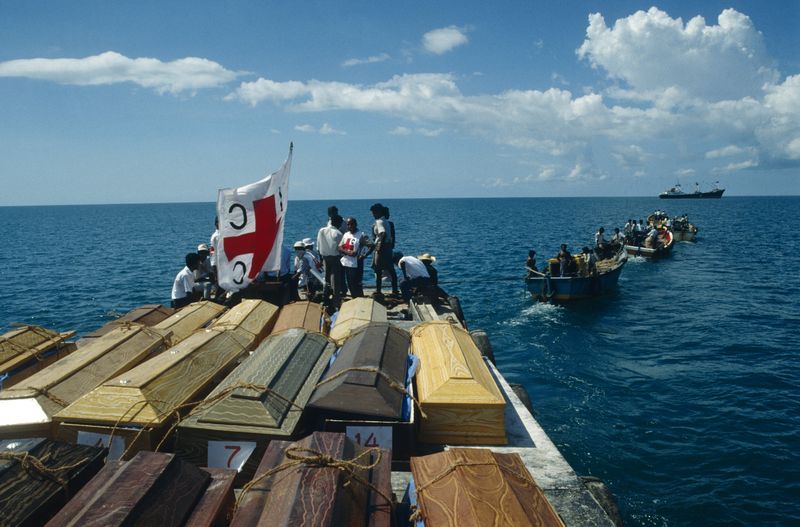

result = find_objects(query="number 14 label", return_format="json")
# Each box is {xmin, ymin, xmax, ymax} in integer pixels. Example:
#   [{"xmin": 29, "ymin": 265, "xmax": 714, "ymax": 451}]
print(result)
[{"xmin": 346, "ymin": 426, "xmax": 392, "ymax": 453}]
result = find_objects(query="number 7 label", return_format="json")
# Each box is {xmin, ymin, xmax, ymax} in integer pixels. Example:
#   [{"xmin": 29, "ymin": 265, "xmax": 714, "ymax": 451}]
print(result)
[{"xmin": 208, "ymin": 441, "xmax": 256, "ymax": 472}]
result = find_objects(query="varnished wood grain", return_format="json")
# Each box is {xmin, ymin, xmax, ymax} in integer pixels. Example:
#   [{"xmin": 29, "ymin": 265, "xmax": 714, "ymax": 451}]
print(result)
[
  {"xmin": 0, "ymin": 438, "xmax": 105, "ymax": 527},
  {"xmin": 411, "ymin": 321, "xmax": 507, "ymax": 445},
  {"xmin": 410, "ymin": 448, "xmax": 565, "ymax": 527},
  {"xmin": 231, "ymin": 431, "xmax": 392, "ymax": 527},
  {"xmin": 329, "ymin": 298, "xmax": 387, "ymax": 346},
  {"xmin": 271, "ymin": 302, "xmax": 325, "ymax": 335},
  {"xmin": 153, "ymin": 301, "xmax": 226, "ymax": 346},
  {"xmin": 79, "ymin": 304, "xmax": 174, "ymax": 342},
  {"xmin": 208, "ymin": 299, "xmax": 278, "ymax": 349},
  {"xmin": 0, "ymin": 325, "xmax": 77, "ymax": 388},
  {"xmin": 184, "ymin": 467, "xmax": 237, "ymax": 527}
]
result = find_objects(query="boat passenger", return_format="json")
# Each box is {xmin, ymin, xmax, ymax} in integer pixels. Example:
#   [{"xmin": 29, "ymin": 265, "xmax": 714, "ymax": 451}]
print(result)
[
  {"xmin": 558, "ymin": 244, "xmax": 574, "ymax": 277},
  {"xmin": 339, "ymin": 217, "xmax": 368, "ymax": 298},
  {"xmin": 317, "ymin": 214, "xmax": 344, "ymax": 309},
  {"xmin": 610, "ymin": 228, "xmax": 624, "ymax": 248},
  {"xmin": 292, "ymin": 240, "xmax": 318, "ymax": 298},
  {"xmin": 582, "ymin": 247, "xmax": 597, "ymax": 275},
  {"xmin": 209, "ymin": 216, "xmax": 219, "ymax": 278},
  {"xmin": 645, "ymin": 226, "xmax": 660, "ymax": 248},
  {"xmin": 194, "ymin": 244, "xmax": 215, "ymax": 299},
  {"xmin": 418, "ymin": 253, "xmax": 439, "ymax": 286},
  {"xmin": 363, "ymin": 203, "xmax": 399, "ymax": 298},
  {"xmin": 303, "ymin": 238, "xmax": 322, "ymax": 271},
  {"xmin": 393, "ymin": 252, "xmax": 431, "ymax": 302},
  {"xmin": 171, "ymin": 252, "xmax": 200, "ymax": 309},
  {"xmin": 595, "ymin": 227, "xmax": 606, "ymax": 249},
  {"xmin": 526, "ymin": 250, "xmax": 537, "ymax": 276}
]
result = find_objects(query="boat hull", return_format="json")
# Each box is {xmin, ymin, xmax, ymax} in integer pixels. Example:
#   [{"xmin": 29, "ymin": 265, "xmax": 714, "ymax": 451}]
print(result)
[
  {"xmin": 672, "ymin": 230, "xmax": 696, "ymax": 242},
  {"xmin": 525, "ymin": 257, "xmax": 626, "ymax": 302},
  {"xmin": 659, "ymin": 189, "xmax": 724, "ymax": 199},
  {"xmin": 624, "ymin": 231, "xmax": 674, "ymax": 258}
]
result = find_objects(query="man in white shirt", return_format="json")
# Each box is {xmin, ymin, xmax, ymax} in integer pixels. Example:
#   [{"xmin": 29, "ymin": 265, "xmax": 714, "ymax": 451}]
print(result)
[
  {"xmin": 316, "ymin": 214, "xmax": 344, "ymax": 308},
  {"xmin": 339, "ymin": 217, "xmax": 368, "ymax": 298},
  {"xmin": 393, "ymin": 252, "xmax": 431, "ymax": 302},
  {"xmin": 171, "ymin": 253, "xmax": 200, "ymax": 309}
]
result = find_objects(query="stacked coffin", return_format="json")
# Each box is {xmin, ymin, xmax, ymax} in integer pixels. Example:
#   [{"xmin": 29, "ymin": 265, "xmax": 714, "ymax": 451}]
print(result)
[
  {"xmin": 411, "ymin": 321, "xmax": 507, "ymax": 445},
  {"xmin": 151, "ymin": 301, "xmax": 227, "ymax": 346},
  {"xmin": 46, "ymin": 451, "xmax": 236, "ymax": 527},
  {"xmin": 271, "ymin": 301, "xmax": 326, "ymax": 334},
  {"xmin": 0, "ymin": 438, "xmax": 106, "ymax": 527},
  {"xmin": 307, "ymin": 322, "xmax": 414, "ymax": 461},
  {"xmin": 53, "ymin": 300, "xmax": 278, "ymax": 458},
  {"xmin": 409, "ymin": 448, "xmax": 565, "ymax": 527},
  {"xmin": 175, "ymin": 328, "xmax": 336, "ymax": 483},
  {"xmin": 0, "ymin": 324, "xmax": 170, "ymax": 440},
  {"xmin": 77, "ymin": 304, "xmax": 175, "ymax": 346},
  {"xmin": 0, "ymin": 324, "xmax": 76, "ymax": 389},
  {"xmin": 231, "ymin": 431, "xmax": 392, "ymax": 527},
  {"xmin": 329, "ymin": 298, "xmax": 387, "ymax": 346}
]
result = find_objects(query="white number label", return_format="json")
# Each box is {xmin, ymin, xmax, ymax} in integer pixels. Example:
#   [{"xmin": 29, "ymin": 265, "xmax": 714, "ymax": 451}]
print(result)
[
  {"xmin": 346, "ymin": 426, "xmax": 392, "ymax": 453},
  {"xmin": 77, "ymin": 431, "xmax": 125, "ymax": 460},
  {"xmin": 208, "ymin": 441, "xmax": 256, "ymax": 472}
]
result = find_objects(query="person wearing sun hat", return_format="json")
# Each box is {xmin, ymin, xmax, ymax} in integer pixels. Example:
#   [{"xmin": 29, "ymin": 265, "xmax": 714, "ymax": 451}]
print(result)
[{"xmin": 417, "ymin": 253, "xmax": 439, "ymax": 286}]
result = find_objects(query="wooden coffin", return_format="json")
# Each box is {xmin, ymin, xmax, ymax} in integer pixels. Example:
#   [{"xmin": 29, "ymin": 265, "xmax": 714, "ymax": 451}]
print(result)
[
  {"xmin": 208, "ymin": 299, "xmax": 278, "ymax": 346},
  {"xmin": 0, "ymin": 324, "xmax": 170, "ymax": 440},
  {"xmin": 0, "ymin": 437, "xmax": 106, "ymax": 527},
  {"xmin": 309, "ymin": 322, "xmax": 409, "ymax": 421},
  {"xmin": 271, "ymin": 301, "xmax": 325, "ymax": 334},
  {"xmin": 175, "ymin": 328, "xmax": 336, "ymax": 483},
  {"xmin": 54, "ymin": 301, "xmax": 275, "ymax": 457},
  {"xmin": 78, "ymin": 304, "xmax": 175, "ymax": 344},
  {"xmin": 410, "ymin": 448, "xmax": 565, "ymax": 527},
  {"xmin": 411, "ymin": 321, "xmax": 507, "ymax": 445},
  {"xmin": 0, "ymin": 324, "xmax": 76, "ymax": 389},
  {"xmin": 329, "ymin": 298, "xmax": 387, "ymax": 346},
  {"xmin": 46, "ymin": 451, "xmax": 236, "ymax": 527},
  {"xmin": 231, "ymin": 431, "xmax": 392, "ymax": 527},
  {"xmin": 153, "ymin": 300, "xmax": 227, "ymax": 346}
]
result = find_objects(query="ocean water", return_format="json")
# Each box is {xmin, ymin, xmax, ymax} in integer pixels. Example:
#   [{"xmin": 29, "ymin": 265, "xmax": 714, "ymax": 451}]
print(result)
[{"xmin": 1, "ymin": 196, "xmax": 799, "ymax": 527}]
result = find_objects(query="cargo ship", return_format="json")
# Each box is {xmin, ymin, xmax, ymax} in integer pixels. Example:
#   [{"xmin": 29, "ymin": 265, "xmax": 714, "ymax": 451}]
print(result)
[{"xmin": 659, "ymin": 181, "xmax": 724, "ymax": 199}]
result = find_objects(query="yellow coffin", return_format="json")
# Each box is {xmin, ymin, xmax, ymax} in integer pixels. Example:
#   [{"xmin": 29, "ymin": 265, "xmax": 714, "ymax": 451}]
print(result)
[
  {"xmin": 208, "ymin": 299, "xmax": 278, "ymax": 346},
  {"xmin": 411, "ymin": 321, "xmax": 507, "ymax": 445},
  {"xmin": 153, "ymin": 301, "xmax": 226, "ymax": 346},
  {"xmin": 329, "ymin": 298, "xmax": 387, "ymax": 346},
  {"xmin": 0, "ymin": 325, "xmax": 76, "ymax": 388},
  {"xmin": 0, "ymin": 324, "xmax": 169, "ymax": 439},
  {"xmin": 53, "ymin": 300, "xmax": 276, "ymax": 457}
]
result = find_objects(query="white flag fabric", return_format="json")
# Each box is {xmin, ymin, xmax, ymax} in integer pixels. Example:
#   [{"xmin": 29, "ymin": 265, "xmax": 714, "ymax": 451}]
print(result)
[{"xmin": 216, "ymin": 144, "xmax": 292, "ymax": 291}]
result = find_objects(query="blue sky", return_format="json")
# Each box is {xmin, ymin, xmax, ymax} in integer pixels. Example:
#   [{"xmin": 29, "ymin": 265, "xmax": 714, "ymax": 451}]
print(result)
[{"xmin": 1, "ymin": 1, "xmax": 798, "ymax": 205}]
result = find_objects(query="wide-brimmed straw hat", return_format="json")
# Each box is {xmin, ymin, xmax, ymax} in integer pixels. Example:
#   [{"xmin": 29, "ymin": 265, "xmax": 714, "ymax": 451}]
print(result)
[
  {"xmin": 302, "ymin": 237, "xmax": 314, "ymax": 247},
  {"xmin": 417, "ymin": 253, "xmax": 436, "ymax": 262}
]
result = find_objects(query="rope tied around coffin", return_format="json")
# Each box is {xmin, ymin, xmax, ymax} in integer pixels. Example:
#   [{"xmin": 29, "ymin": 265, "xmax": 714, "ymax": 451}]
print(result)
[
  {"xmin": 29, "ymin": 387, "xmax": 71, "ymax": 408},
  {"xmin": 314, "ymin": 366, "xmax": 427, "ymax": 419},
  {"xmin": 2, "ymin": 324, "xmax": 64, "ymax": 361},
  {"xmin": 235, "ymin": 445, "xmax": 393, "ymax": 513},
  {"xmin": 117, "ymin": 321, "xmax": 170, "ymax": 346},
  {"xmin": 0, "ymin": 451, "xmax": 91, "ymax": 495},
  {"xmin": 408, "ymin": 459, "xmax": 538, "ymax": 523}
]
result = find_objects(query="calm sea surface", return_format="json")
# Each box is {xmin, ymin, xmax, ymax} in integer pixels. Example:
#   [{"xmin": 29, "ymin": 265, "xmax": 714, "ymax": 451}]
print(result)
[{"xmin": 1, "ymin": 197, "xmax": 799, "ymax": 526}]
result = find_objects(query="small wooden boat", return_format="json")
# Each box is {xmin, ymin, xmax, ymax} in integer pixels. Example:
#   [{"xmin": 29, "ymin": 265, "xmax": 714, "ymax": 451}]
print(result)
[
  {"xmin": 671, "ymin": 214, "xmax": 698, "ymax": 241},
  {"xmin": 526, "ymin": 248, "xmax": 628, "ymax": 302},
  {"xmin": 624, "ymin": 229, "xmax": 674, "ymax": 258}
]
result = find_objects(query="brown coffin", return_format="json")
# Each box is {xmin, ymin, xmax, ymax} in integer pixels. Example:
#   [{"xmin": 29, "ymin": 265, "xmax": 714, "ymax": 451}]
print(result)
[
  {"xmin": 308, "ymin": 322, "xmax": 409, "ymax": 422},
  {"xmin": 46, "ymin": 451, "xmax": 236, "ymax": 527},
  {"xmin": 410, "ymin": 448, "xmax": 565, "ymax": 527},
  {"xmin": 174, "ymin": 328, "xmax": 336, "ymax": 484},
  {"xmin": 0, "ymin": 324, "xmax": 76, "ymax": 389},
  {"xmin": 78, "ymin": 304, "xmax": 175, "ymax": 344},
  {"xmin": 271, "ymin": 301, "xmax": 325, "ymax": 334},
  {"xmin": 231, "ymin": 431, "xmax": 392, "ymax": 527},
  {"xmin": 53, "ymin": 300, "xmax": 275, "ymax": 458},
  {"xmin": 329, "ymin": 298, "xmax": 387, "ymax": 346},
  {"xmin": 0, "ymin": 324, "xmax": 170, "ymax": 440},
  {"xmin": 0, "ymin": 437, "xmax": 106, "ymax": 527}
]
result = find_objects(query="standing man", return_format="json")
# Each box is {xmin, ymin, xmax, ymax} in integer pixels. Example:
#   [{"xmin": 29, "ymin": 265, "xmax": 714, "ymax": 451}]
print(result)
[
  {"xmin": 364, "ymin": 203, "xmax": 398, "ymax": 297},
  {"xmin": 339, "ymin": 217, "xmax": 367, "ymax": 298},
  {"xmin": 171, "ymin": 253, "xmax": 200, "ymax": 309},
  {"xmin": 317, "ymin": 214, "xmax": 344, "ymax": 309}
]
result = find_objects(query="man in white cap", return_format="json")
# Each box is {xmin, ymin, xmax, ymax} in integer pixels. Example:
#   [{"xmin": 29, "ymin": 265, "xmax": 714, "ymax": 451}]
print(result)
[
  {"xmin": 303, "ymin": 238, "xmax": 322, "ymax": 271},
  {"xmin": 194, "ymin": 244, "xmax": 214, "ymax": 299}
]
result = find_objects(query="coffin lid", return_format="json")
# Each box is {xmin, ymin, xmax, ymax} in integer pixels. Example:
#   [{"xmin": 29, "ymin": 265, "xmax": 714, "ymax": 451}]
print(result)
[
  {"xmin": 81, "ymin": 304, "xmax": 174, "ymax": 339},
  {"xmin": 180, "ymin": 328, "xmax": 335, "ymax": 435},
  {"xmin": 231, "ymin": 431, "xmax": 391, "ymax": 527},
  {"xmin": 308, "ymin": 322, "xmax": 409, "ymax": 420},
  {"xmin": 0, "ymin": 325, "xmax": 170, "ymax": 421},
  {"xmin": 207, "ymin": 299, "xmax": 278, "ymax": 347},
  {"xmin": 329, "ymin": 298, "xmax": 387, "ymax": 345},
  {"xmin": 152, "ymin": 301, "xmax": 226, "ymax": 346},
  {"xmin": 271, "ymin": 301, "xmax": 325, "ymax": 334},
  {"xmin": 54, "ymin": 328, "xmax": 248, "ymax": 426},
  {"xmin": 411, "ymin": 321, "xmax": 505, "ymax": 406},
  {"xmin": 0, "ymin": 325, "xmax": 76, "ymax": 374},
  {"xmin": 410, "ymin": 448, "xmax": 565, "ymax": 527}
]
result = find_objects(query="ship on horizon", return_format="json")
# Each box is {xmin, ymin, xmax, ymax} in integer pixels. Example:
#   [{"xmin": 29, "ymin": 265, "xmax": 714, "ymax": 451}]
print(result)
[{"xmin": 659, "ymin": 181, "xmax": 725, "ymax": 199}]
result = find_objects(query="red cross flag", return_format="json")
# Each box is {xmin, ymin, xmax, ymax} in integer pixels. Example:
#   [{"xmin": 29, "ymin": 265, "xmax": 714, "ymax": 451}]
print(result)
[{"xmin": 216, "ymin": 143, "xmax": 292, "ymax": 291}]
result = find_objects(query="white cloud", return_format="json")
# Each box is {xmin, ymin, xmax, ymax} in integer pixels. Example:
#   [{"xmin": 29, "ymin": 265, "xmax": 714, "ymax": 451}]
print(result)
[
  {"xmin": 705, "ymin": 145, "xmax": 754, "ymax": 158},
  {"xmin": 295, "ymin": 123, "xmax": 345, "ymax": 135},
  {"xmin": 422, "ymin": 26, "xmax": 469, "ymax": 55},
  {"xmin": 294, "ymin": 124, "xmax": 315, "ymax": 133},
  {"xmin": 389, "ymin": 126, "xmax": 412, "ymax": 135},
  {"xmin": 577, "ymin": 8, "xmax": 778, "ymax": 102},
  {"xmin": 342, "ymin": 53, "xmax": 390, "ymax": 67},
  {"xmin": 417, "ymin": 127, "xmax": 443, "ymax": 137},
  {"xmin": 0, "ymin": 51, "xmax": 240, "ymax": 94}
]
